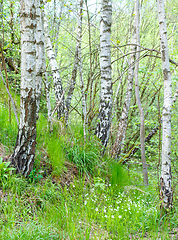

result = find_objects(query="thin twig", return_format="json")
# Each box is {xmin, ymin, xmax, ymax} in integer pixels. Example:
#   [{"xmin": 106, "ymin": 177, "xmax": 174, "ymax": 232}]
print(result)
[{"xmin": 0, "ymin": 70, "xmax": 19, "ymax": 125}]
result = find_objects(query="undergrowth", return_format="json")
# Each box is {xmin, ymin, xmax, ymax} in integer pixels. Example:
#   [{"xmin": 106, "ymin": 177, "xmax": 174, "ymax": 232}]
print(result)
[{"xmin": 0, "ymin": 99, "xmax": 177, "ymax": 239}]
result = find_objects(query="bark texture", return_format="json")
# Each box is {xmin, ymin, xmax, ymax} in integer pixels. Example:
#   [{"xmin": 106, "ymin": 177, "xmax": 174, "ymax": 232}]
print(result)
[
  {"xmin": 173, "ymin": 82, "xmax": 178, "ymax": 104},
  {"xmin": 95, "ymin": 0, "xmax": 112, "ymax": 148},
  {"xmin": 11, "ymin": 0, "xmax": 37, "ymax": 177},
  {"xmin": 36, "ymin": 0, "xmax": 44, "ymax": 117},
  {"xmin": 44, "ymin": 8, "xmax": 65, "ymax": 120},
  {"xmin": 157, "ymin": 0, "xmax": 172, "ymax": 209},
  {"xmin": 40, "ymin": 0, "xmax": 52, "ymax": 127}
]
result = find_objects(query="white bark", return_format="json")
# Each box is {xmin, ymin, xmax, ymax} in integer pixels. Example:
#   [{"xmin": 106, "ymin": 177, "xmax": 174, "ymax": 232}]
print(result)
[
  {"xmin": 95, "ymin": 0, "xmax": 112, "ymax": 148},
  {"xmin": 157, "ymin": 0, "xmax": 172, "ymax": 209},
  {"xmin": 11, "ymin": 0, "xmax": 37, "ymax": 177},
  {"xmin": 44, "ymin": 6, "xmax": 65, "ymax": 119},
  {"xmin": 41, "ymin": 0, "xmax": 52, "ymax": 127},
  {"xmin": 134, "ymin": 0, "xmax": 148, "ymax": 185},
  {"xmin": 173, "ymin": 81, "xmax": 178, "ymax": 104},
  {"xmin": 36, "ymin": 0, "xmax": 43, "ymax": 117}
]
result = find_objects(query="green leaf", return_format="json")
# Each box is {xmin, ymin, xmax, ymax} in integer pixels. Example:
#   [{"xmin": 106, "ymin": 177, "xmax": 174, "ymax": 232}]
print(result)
[{"xmin": 0, "ymin": 163, "xmax": 4, "ymax": 171}]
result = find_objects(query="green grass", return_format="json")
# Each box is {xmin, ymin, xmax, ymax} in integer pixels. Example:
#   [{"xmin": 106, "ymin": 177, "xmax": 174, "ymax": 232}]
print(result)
[
  {"xmin": 0, "ymin": 99, "xmax": 178, "ymax": 239},
  {"xmin": 0, "ymin": 104, "xmax": 18, "ymax": 148},
  {"xmin": 0, "ymin": 172, "xmax": 177, "ymax": 239}
]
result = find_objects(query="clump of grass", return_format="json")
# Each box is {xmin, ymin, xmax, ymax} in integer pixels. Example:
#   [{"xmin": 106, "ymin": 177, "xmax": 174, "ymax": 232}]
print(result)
[
  {"xmin": 36, "ymin": 114, "xmax": 66, "ymax": 176},
  {"xmin": 64, "ymin": 124, "xmax": 102, "ymax": 176},
  {"xmin": 109, "ymin": 162, "xmax": 131, "ymax": 189}
]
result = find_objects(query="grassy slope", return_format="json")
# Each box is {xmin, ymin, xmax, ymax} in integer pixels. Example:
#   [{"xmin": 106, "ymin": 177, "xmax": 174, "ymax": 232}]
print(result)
[{"xmin": 0, "ymin": 81, "xmax": 178, "ymax": 239}]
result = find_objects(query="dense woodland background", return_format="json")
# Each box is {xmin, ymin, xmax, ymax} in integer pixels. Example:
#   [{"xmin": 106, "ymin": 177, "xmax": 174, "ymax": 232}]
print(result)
[{"xmin": 0, "ymin": 0, "xmax": 178, "ymax": 239}]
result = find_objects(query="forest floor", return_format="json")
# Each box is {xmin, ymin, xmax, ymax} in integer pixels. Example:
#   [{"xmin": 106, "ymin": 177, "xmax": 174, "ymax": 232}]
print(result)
[
  {"xmin": 0, "ymin": 81, "xmax": 177, "ymax": 239},
  {"xmin": 0, "ymin": 138, "xmax": 178, "ymax": 240}
]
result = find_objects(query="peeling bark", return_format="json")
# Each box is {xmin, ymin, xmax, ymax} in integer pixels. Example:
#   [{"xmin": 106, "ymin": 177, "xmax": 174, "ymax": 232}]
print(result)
[
  {"xmin": 157, "ymin": 0, "xmax": 172, "ymax": 209},
  {"xmin": 10, "ymin": 0, "xmax": 37, "ymax": 177},
  {"xmin": 95, "ymin": 0, "xmax": 112, "ymax": 148}
]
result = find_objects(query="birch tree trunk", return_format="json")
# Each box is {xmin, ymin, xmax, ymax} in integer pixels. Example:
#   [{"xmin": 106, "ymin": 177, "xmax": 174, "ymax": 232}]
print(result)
[
  {"xmin": 41, "ymin": 0, "xmax": 52, "ymax": 127},
  {"xmin": 112, "ymin": 21, "xmax": 136, "ymax": 159},
  {"xmin": 95, "ymin": 0, "xmax": 112, "ymax": 148},
  {"xmin": 134, "ymin": 0, "xmax": 148, "ymax": 185},
  {"xmin": 172, "ymin": 81, "xmax": 178, "ymax": 104},
  {"xmin": 65, "ymin": 0, "xmax": 83, "ymax": 125},
  {"xmin": 36, "ymin": 0, "xmax": 44, "ymax": 118},
  {"xmin": 157, "ymin": 0, "xmax": 173, "ymax": 209},
  {"xmin": 10, "ymin": 0, "xmax": 37, "ymax": 177},
  {"xmin": 44, "ymin": 6, "xmax": 65, "ymax": 120}
]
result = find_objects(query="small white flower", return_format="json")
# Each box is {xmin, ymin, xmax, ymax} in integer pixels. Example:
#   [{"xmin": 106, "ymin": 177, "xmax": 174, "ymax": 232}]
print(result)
[
  {"xmin": 118, "ymin": 215, "xmax": 122, "ymax": 219},
  {"xmin": 104, "ymin": 215, "xmax": 107, "ymax": 218},
  {"xmin": 111, "ymin": 215, "xmax": 114, "ymax": 218},
  {"xmin": 95, "ymin": 207, "xmax": 98, "ymax": 211},
  {"xmin": 104, "ymin": 209, "xmax": 106, "ymax": 213},
  {"xmin": 84, "ymin": 201, "xmax": 87, "ymax": 205}
]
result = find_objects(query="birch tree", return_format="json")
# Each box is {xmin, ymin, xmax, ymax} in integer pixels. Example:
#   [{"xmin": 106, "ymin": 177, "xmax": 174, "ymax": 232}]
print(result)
[
  {"xmin": 10, "ymin": 0, "xmax": 37, "ymax": 176},
  {"xmin": 157, "ymin": 0, "xmax": 173, "ymax": 209},
  {"xmin": 36, "ymin": 0, "xmax": 44, "ymax": 117},
  {"xmin": 95, "ymin": 0, "xmax": 112, "ymax": 148},
  {"xmin": 41, "ymin": 0, "xmax": 52, "ymax": 127},
  {"xmin": 44, "ymin": 4, "xmax": 65, "ymax": 120}
]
